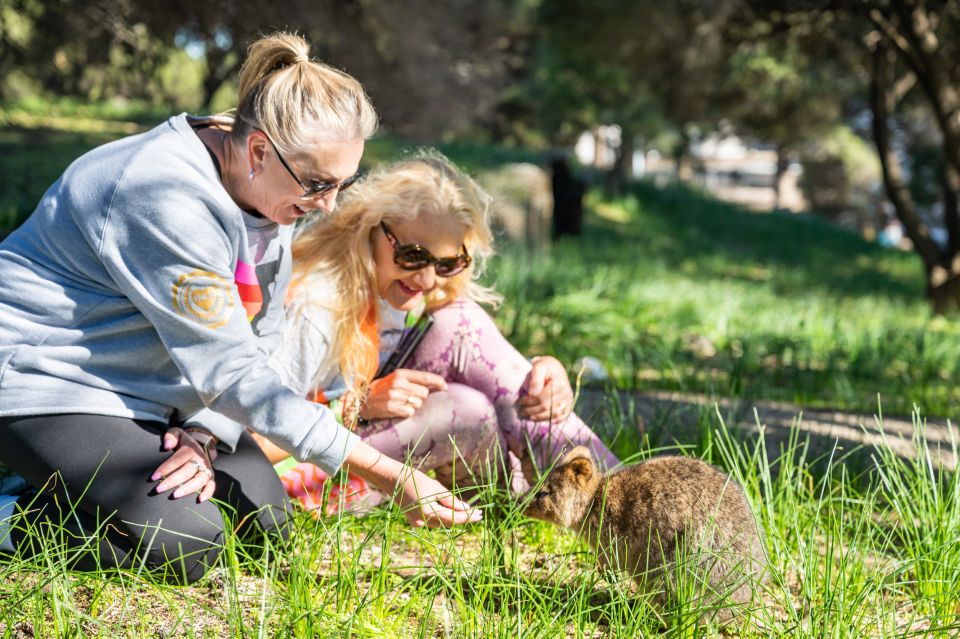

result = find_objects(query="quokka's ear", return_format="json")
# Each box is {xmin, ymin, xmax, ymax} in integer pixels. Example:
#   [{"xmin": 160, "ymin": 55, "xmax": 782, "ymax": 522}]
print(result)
[
  {"xmin": 561, "ymin": 445, "xmax": 593, "ymax": 465},
  {"xmin": 567, "ymin": 458, "xmax": 594, "ymax": 486}
]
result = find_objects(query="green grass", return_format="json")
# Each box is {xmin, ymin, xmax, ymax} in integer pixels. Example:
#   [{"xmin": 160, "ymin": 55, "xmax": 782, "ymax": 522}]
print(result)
[
  {"xmin": 490, "ymin": 182, "xmax": 959, "ymax": 419},
  {"xmin": 2, "ymin": 409, "xmax": 958, "ymax": 637}
]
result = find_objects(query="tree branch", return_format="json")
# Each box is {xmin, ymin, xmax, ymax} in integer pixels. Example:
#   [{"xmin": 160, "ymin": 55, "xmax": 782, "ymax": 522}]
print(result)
[
  {"xmin": 869, "ymin": 8, "xmax": 920, "ymax": 70},
  {"xmin": 887, "ymin": 0, "xmax": 960, "ymax": 182},
  {"xmin": 892, "ymin": 69, "xmax": 917, "ymax": 103}
]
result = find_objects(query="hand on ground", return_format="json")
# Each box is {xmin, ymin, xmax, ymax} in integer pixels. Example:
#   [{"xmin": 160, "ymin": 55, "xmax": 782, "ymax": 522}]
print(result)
[
  {"xmin": 151, "ymin": 427, "xmax": 217, "ymax": 503},
  {"xmin": 360, "ymin": 369, "xmax": 447, "ymax": 420},
  {"xmin": 518, "ymin": 356, "xmax": 575, "ymax": 422}
]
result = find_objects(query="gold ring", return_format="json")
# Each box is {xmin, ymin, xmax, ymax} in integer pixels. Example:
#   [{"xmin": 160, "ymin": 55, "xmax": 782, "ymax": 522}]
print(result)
[
  {"xmin": 405, "ymin": 395, "xmax": 417, "ymax": 406},
  {"xmin": 557, "ymin": 402, "xmax": 567, "ymax": 414}
]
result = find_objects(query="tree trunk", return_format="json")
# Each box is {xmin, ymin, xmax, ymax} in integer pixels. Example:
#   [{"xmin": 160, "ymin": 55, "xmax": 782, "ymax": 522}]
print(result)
[
  {"xmin": 930, "ymin": 274, "xmax": 960, "ymax": 315},
  {"xmin": 942, "ymin": 162, "xmax": 960, "ymax": 259},
  {"xmin": 870, "ymin": 42, "xmax": 960, "ymax": 311},
  {"xmin": 673, "ymin": 132, "xmax": 693, "ymax": 182},
  {"xmin": 773, "ymin": 145, "xmax": 788, "ymax": 211},
  {"xmin": 617, "ymin": 127, "xmax": 634, "ymax": 181},
  {"xmin": 201, "ymin": 47, "xmax": 240, "ymax": 110},
  {"xmin": 605, "ymin": 125, "xmax": 633, "ymax": 198}
]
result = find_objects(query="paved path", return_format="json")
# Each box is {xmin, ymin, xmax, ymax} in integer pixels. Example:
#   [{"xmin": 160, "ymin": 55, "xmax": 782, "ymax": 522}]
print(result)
[{"xmin": 576, "ymin": 389, "xmax": 957, "ymax": 469}]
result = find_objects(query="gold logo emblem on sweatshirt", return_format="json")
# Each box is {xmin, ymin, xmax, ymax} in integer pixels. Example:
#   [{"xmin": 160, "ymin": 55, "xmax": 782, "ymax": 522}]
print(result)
[{"xmin": 172, "ymin": 270, "xmax": 234, "ymax": 329}]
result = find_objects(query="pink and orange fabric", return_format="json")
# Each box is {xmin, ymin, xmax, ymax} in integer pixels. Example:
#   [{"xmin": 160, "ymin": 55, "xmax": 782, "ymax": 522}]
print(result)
[{"xmin": 278, "ymin": 301, "xmax": 383, "ymax": 517}]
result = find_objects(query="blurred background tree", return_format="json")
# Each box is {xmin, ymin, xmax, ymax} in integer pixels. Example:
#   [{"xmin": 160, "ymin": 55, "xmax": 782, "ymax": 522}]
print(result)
[{"xmin": 1, "ymin": 0, "xmax": 960, "ymax": 312}]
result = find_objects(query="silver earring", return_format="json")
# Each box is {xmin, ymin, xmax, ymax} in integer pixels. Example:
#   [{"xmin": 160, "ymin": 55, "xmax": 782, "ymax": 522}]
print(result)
[{"xmin": 248, "ymin": 169, "xmax": 255, "ymax": 181}]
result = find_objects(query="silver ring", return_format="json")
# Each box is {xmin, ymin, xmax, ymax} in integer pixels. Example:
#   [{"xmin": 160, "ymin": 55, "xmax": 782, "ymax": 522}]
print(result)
[
  {"xmin": 189, "ymin": 459, "xmax": 205, "ymax": 475},
  {"xmin": 557, "ymin": 402, "xmax": 567, "ymax": 414},
  {"xmin": 405, "ymin": 395, "xmax": 417, "ymax": 406}
]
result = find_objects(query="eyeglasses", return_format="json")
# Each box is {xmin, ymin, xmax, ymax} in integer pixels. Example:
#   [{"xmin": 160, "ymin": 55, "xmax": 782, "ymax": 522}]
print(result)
[
  {"xmin": 258, "ymin": 129, "xmax": 361, "ymax": 200},
  {"xmin": 380, "ymin": 222, "xmax": 472, "ymax": 277}
]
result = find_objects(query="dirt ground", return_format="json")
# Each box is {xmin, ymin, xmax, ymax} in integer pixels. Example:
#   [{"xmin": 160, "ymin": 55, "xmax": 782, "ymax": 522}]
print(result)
[{"xmin": 576, "ymin": 389, "xmax": 957, "ymax": 470}]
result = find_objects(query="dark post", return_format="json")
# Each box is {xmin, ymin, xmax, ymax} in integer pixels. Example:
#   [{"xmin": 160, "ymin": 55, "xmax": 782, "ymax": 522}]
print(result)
[{"xmin": 550, "ymin": 156, "xmax": 585, "ymax": 239}]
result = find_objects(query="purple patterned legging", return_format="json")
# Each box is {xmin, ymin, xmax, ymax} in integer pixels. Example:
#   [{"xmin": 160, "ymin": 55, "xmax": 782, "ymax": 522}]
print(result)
[{"xmin": 357, "ymin": 299, "xmax": 619, "ymax": 493}]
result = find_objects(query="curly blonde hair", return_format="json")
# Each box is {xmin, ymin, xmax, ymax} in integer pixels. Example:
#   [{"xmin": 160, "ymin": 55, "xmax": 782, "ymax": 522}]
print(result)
[{"xmin": 291, "ymin": 152, "xmax": 501, "ymax": 394}]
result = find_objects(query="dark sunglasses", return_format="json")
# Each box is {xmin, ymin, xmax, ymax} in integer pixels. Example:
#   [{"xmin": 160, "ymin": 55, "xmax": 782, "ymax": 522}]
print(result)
[
  {"xmin": 258, "ymin": 129, "xmax": 361, "ymax": 200},
  {"xmin": 380, "ymin": 222, "xmax": 472, "ymax": 277}
]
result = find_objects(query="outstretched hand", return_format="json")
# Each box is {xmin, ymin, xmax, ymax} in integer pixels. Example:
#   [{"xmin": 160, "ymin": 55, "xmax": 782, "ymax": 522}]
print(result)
[
  {"xmin": 518, "ymin": 356, "xmax": 575, "ymax": 423},
  {"xmin": 360, "ymin": 368, "xmax": 447, "ymax": 420},
  {"xmin": 341, "ymin": 441, "xmax": 481, "ymax": 529},
  {"xmin": 151, "ymin": 427, "xmax": 217, "ymax": 503},
  {"xmin": 396, "ymin": 467, "xmax": 481, "ymax": 528}
]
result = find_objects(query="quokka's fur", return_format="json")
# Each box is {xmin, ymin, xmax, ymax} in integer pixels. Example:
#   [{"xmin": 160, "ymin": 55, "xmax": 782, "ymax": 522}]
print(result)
[{"xmin": 525, "ymin": 447, "xmax": 767, "ymax": 623}]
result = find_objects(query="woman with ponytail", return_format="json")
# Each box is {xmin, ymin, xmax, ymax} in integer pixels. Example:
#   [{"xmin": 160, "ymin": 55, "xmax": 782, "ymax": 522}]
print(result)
[{"xmin": 0, "ymin": 33, "xmax": 477, "ymax": 585}]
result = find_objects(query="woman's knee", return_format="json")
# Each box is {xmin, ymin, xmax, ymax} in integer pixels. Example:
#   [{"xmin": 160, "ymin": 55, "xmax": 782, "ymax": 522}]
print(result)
[
  {"xmin": 127, "ymin": 499, "xmax": 290, "ymax": 585},
  {"xmin": 129, "ymin": 504, "xmax": 226, "ymax": 584},
  {"xmin": 441, "ymin": 384, "xmax": 498, "ymax": 435},
  {"xmin": 146, "ymin": 534, "xmax": 221, "ymax": 585},
  {"xmin": 437, "ymin": 384, "xmax": 507, "ymax": 465}
]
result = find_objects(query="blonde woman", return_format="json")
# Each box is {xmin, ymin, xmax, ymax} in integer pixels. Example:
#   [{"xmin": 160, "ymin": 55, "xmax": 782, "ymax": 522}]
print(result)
[
  {"xmin": 0, "ymin": 34, "xmax": 476, "ymax": 584},
  {"xmin": 253, "ymin": 154, "xmax": 618, "ymax": 510}
]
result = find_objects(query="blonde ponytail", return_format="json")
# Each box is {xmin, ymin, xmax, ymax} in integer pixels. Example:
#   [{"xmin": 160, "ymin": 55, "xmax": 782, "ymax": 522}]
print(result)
[{"xmin": 230, "ymin": 32, "xmax": 378, "ymax": 157}]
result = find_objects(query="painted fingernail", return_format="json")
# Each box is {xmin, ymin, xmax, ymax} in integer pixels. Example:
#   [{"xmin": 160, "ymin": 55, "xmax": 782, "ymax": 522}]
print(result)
[
  {"xmin": 172, "ymin": 489, "xmax": 183, "ymax": 499},
  {"xmin": 156, "ymin": 483, "xmax": 167, "ymax": 492}
]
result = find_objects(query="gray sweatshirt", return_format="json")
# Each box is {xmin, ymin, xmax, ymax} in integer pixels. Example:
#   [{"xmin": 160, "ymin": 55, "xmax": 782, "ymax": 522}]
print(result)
[
  {"xmin": 184, "ymin": 272, "xmax": 408, "ymax": 446},
  {"xmin": 0, "ymin": 114, "xmax": 358, "ymax": 473}
]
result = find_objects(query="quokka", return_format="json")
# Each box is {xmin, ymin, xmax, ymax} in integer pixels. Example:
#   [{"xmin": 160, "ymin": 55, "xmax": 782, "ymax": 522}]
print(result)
[{"xmin": 525, "ymin": 447, "xmax": 767, "ymax": 623}]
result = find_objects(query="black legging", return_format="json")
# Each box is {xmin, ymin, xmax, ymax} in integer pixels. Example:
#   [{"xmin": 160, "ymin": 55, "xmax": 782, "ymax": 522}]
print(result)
[{"xmin": 0, "ymin": 414, "xmax": 291, "ymax": 584}]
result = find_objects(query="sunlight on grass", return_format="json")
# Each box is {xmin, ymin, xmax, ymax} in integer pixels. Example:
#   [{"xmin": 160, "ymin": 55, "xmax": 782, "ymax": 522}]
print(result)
[
  {"xmin": 0, "ymin": 109, "xmax": 143, "ymax": 136},
  {"xmin": 489, "ymin": 187, "xmax": 959, "ymax": 419},
  {"xmin": 2, "ymin": 402, "xmax": 958, "ymax": 637}
]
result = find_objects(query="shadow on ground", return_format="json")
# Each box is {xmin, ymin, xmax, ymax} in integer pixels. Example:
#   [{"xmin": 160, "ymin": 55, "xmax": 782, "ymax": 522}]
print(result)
[{"xmin": 577, "ymin": 389, "xmax": 957, "ymax": 471}]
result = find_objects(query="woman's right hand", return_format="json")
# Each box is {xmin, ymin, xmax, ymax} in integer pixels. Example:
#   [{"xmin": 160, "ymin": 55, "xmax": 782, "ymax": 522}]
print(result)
[
  {"xmin": 360, "ymin": 368, "xmax": 447, "ymax": 420},
  {"xmin": 395, "ymin": 467, "xmax": 481, "ymax": 528},
  {"xmin": 342, "ymin": 440, "xmax": 480, "ymax": 528}
]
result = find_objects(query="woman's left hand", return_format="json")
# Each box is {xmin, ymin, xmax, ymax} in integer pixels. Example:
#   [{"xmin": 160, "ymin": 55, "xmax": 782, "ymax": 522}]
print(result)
[
  {"xmin": 360, "ymin": 369, "xmax": 447, "ymax": 421},
  {"xmin": 151, "ymin": 427, "xmax": 218, "ymax": 502},
  {"xmin": 517, "ymin": 356, "xmax": 575, "ymax": 422}
]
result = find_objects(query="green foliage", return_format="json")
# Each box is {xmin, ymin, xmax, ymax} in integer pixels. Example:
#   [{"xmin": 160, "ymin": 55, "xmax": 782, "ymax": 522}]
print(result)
[
  {"xmin": 798, "ymin": 125, "xmax": 882, "ymax": 221},
  {"xmin": 487, "ymin": 181, "xmax": 958, "ymax": 418},
  {"xmin": 0, "ymin": 115, "xmax": 545, "ymax": 235},
  {"xmin": 0, "ymin": 121, "xmax": 123, "ymax": 232},
  {"xmin": 526, "ymin": 0, "xmax": 725, "ymax": 148},
  {"xmin": 723, "ymin": 37, "xmax": 843, "ymax": 152}
]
